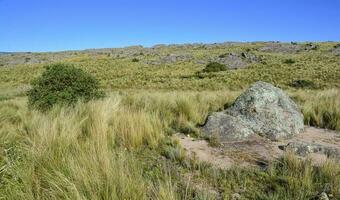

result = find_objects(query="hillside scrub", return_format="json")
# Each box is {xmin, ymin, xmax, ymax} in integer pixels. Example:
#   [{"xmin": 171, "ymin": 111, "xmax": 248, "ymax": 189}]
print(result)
[{"xmin": 0, "ymin": 90, "xmax": 339, "ymax": 199}]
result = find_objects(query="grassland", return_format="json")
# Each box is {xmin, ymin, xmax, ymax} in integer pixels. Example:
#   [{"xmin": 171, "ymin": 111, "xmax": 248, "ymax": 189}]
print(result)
[
  {"xmin": 0, "ymin": 42, "xmax": 339, "ymax": 92},
  {"xmin": 0, "ymin": 42, "xmax": 340, "ymax": 199},
  {"xmin": 1, "ymin": 91, "xmax": 339, "ymax": 199}
]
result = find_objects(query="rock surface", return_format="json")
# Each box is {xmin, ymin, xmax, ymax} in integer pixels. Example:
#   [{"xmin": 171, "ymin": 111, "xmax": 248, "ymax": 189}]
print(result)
[
  {"xmin": 318, "ymin": 192, "xmax": 329, "ymax": 200},
  {"xmin": 283, "ymin": 141, "xmax": 340, "ymax": 159},
  {"xmin": 212, "ymin": 52, "xmax": 259, "ymax": 69},
  {"xmin": 215, "ymin": 53, "xmax": 247, "ymax": 69},
  {"xmin": 258, "ymin": 43, "xmax": 302, "ymax": 53},
  {"xmin": 201, "ymin": 81, "xmax": 304, "ymax": 142},
  {"xmin": 333, "ymin": 43, "xmax": 340, "ymax": 56}
]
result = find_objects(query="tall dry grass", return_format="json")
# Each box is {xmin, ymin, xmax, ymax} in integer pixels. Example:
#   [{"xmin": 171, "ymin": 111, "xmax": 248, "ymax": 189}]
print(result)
[
  {"xmin": 0, "ymin": 90, "xmax": 339, "ymax": 199},
  {"xmin": 0, "ymin": 97, "xmax": 153, "ymax": 199},
  {"xmin": 0, "ymin": 92, "xmax": 236, "ymax": 199},
  {"xmin": 290, "ymin": 89, "xmax": 340, "ymax": 131}
]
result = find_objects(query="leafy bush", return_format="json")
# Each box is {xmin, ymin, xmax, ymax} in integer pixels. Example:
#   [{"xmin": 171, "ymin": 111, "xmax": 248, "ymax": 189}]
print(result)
[
  {"xmin": 283, "ymin": 58, "xmax": 295, "ymax": 64},
  {"xmin": 290, "ymin": 79, "xmax": 316, "ymax": 89},
  {"xmin": 202, "ymin": 62, "xmax": 227, "ymax": 73},
  {"xmin": 132, "ymin": 58, "xmax": 139, "ymax": 62},
  {"xmin": 218, "ymin": 53, "xmax": 228, "ymax": 58},
  {"xmin": 28, "ymin": 63, "xmax": 104, "ymax": 111}
]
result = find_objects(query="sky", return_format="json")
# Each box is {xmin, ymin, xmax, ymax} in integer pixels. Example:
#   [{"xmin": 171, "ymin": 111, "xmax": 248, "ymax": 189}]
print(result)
[{"xmin": 0, "ymin": 0, "xmax": 339, "ymax": 52}]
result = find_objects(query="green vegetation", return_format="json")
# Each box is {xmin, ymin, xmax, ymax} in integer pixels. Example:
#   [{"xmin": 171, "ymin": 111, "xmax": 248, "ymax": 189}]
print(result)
[
  {"xmin": 27, "ymin": 63, "xmax": 103, "ymax": 111},
  {"xmin": 293, "ymin": 89, "xmax": 340, "ymax": 130},
  {"xmin": 290, "ymin": 79, "xmax": 316, "ymax": 89},
  {"xmin": 283, "ymin": 58, "xmax": 295, "ymax": 64},
  {"xmin": 202, "ymin": 62, "xmax": 227, "ymax": 73},
  {"xmin": 1, "ymin": 42, "xmax": 339, "ymax": 91},
  {"xmin": 0, "ymin": 42, "xmax": 339, "ymax": 199},
  {"xmin": 0, "ymin": 91, "xmax": 339, "ymax": 199}
]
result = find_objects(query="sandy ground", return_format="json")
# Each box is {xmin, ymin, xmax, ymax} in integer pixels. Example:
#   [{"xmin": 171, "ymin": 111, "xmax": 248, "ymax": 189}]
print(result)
[{"xmin": 175, "ymin": 127, "xmax": 340, "ymax": 169}]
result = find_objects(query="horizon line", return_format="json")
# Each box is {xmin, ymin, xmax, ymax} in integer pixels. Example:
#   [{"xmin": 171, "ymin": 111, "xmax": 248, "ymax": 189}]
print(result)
[{"xmin": 1, "ymin": 40, "xmax": 339, "ymax": 53}]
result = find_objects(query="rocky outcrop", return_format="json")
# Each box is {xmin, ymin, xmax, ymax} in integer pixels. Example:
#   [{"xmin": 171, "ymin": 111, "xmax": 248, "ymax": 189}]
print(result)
[
  {"xmin": 144, "ymin": 53, "xmax": 193, "ymax": 65},
  {"xmin": 258, "ymin": 43, "xmax": 302, "ymax": 53},
  {"xmin": 214, "ymin": 53, "xmax": 247, "ymax": 69},
  {"xmin": 201, "ymin": 81, "xmax": 304, "ymax": 142},
  {"xmin": 213, "ymin": 52, "xmax": 259, "ymax": 69},
  {"xmin": 282, "ymin": 142, "xmax": 340, "ymax": 159},
  {"xmin": 258, "ymin": 43, "xmax": 318, "ymax": 53},
  {"xmin": 332, "ymin": 43, "xmax": 340, "ymax": 56}
]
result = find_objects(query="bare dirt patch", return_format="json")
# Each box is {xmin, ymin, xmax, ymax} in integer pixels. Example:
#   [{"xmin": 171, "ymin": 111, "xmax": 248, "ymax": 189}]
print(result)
[{"xmin": 175, "ymin": 127, "xmax": 340, "ymax": 169}]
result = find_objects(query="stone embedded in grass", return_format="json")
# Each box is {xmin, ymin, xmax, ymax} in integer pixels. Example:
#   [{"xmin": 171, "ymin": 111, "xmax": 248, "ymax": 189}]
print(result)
[
  {"xmin": 258, "ymin": 42, "xmax": 319, "ymax": 54},
  {"xmin": 258, "ymin": 43, "xmax": 302, "ymax": 53},
  {"xmin": 201, "ymin": 81, "xmax": 304, "ymax": 142},
  {"xmin": 333, "ymin": 43, "xmax": 340, "ymax": 56},
  {"xmin": 283, "ymin": 141, "xmax": 340, "ymax": 159},
  {"xmin": 214, "ymin": 52, "xmax": 259, "ymax": 70},
  {"xmin": 216, "ymin": 53, "xmax": 247, "ymax": 69}
]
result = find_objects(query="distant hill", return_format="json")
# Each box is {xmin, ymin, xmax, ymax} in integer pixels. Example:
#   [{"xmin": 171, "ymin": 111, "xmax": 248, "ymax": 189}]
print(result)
[
  {"xmin": 0, "ymin": 41, "xmax": 339, "ymax": 90},
  {"xmin": 0, "ymin": 52, "xmax": 14, "ymax": 55}
]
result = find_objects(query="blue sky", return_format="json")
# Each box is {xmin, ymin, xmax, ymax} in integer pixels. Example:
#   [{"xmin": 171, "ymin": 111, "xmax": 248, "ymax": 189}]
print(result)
[{"xmin": 0, "ymin": 0, "xmax": 339, "ymax": 52}]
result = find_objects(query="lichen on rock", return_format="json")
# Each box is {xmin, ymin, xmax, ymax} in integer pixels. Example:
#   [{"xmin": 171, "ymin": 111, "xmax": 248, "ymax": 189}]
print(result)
[{"xmin": 201, "ymin": 81, "xmax": 304, "ymax": 142}]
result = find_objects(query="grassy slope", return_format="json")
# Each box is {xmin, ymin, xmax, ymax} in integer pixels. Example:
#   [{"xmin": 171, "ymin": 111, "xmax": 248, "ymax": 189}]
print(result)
[
  {"xmin": 1, "ymin": 42, "xmax": 340, "ymax": 199},
  {"xmin": 0, "ymin": 42, "xmax": 339, "ymax": 91}
]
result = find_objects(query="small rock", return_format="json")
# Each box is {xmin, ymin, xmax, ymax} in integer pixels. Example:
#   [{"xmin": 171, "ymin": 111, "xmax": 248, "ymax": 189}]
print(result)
[
  {"xmin": 283, "ymin": 142, "xmax": 340, "ymax": 159},
  {"xmin": 332, "ymin": 44, "xmax": 340, "ymax": 56},
  {"xmin": 318, "ymin": 192, "xmax": 329, "ymax": 200},
  {"xmin": 231, "ymin": 193, "xmax": 241, "ymax": 200},
  {"xmin": 304, "ymin": 42, "xmax": 318, "ymax": 51}
]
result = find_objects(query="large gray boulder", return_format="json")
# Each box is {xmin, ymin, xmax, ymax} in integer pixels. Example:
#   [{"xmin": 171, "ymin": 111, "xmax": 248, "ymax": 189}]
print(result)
[{"xmin": 202, "ymin": 81, "xmax": 304, "ymax": 142}]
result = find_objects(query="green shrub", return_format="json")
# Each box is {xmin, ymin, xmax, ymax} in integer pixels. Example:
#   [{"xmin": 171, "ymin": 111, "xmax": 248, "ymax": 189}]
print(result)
[
  {"xmin": 202, "ymin": 62, "xmax": 227, "ymax": 73},
  {"xmin": 218, "ymin": 53, "xmax": 228, "ymax": 58},
  {"xmin": 283, "ymin": 58, "xmax": 295, "ymax": 64},
  {"xmin": 290, "ymin": 79, "xmax": 316, "ymax": 89},
  {"xmin": 25, "ymin": 57, "xmax": 31, "ymax": 63},
  {"xmin": 27, "ymin": 63, "xmax": 104, "ymax": 111},
  {"xmin": 132, "ymin": 58, "xmax": 139, "ymax": 62}
]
